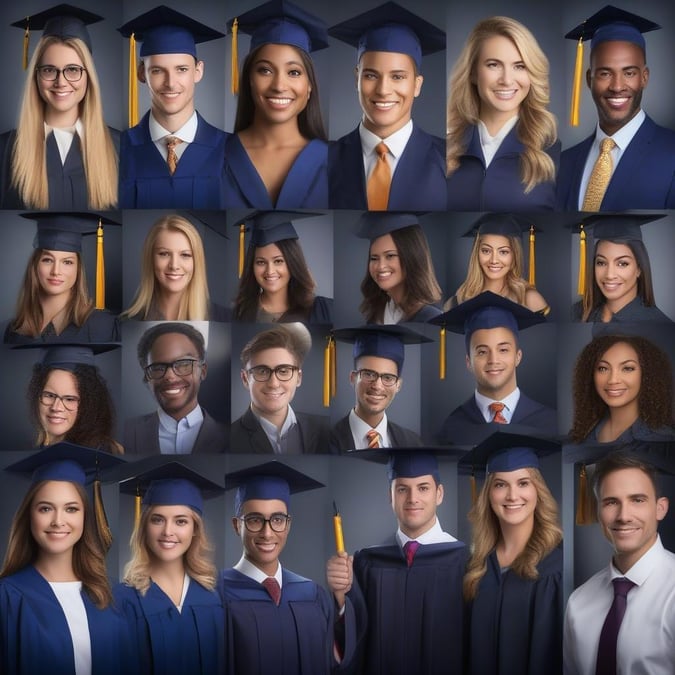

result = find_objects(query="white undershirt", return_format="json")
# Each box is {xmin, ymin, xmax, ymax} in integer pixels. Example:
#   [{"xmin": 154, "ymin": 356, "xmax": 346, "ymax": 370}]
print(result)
[
  {"xmin": 478, "ymin": 116, "xmax": 518, "ymax": 167},
  {"xmin": 49, "ymin": 580, "xmax": 91, "ymax": 675},
  {"xmin": 44, "ymin": 119, "xmax": 84, "ymax": 165},
  {"xmin": 359, "ymin": 119, "xmax": 413, "ymax": 179},
  {"xmin": 149, "ymin": 111, "xmax": 198, "ymax": 161}
]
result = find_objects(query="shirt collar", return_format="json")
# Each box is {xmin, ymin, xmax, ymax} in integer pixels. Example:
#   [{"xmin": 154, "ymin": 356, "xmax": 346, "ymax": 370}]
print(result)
[
  {"xmin": 149, "ymin": 110, "xmax": 198, "ymax": 144},
  {"xmin": 234, "ymin": 554, "xmax": 283, "ymax": 587},
  {"xmin": 396, "ymin": 517, "xmax": 457, "ymax": 546},
  {"xmin": 157, "ymin": 403, "xmax": 203, "ymax": 431},
  {"xmin": 609, "ymin": 534, "xmax": 664, "ymax": 587},
  {"xmin": 359, "ymin": 119, "xmax": 414, "ymax": 159},
  {"xmin": 477, "ymin": 116, "xmax": 518, "ymax": 147},
  {"xmin": 595, "ymin": 109, "xmax": 645, "ymax": 151},
  {"xmin": 474, "ymin": 386, "xmax": 520, "ymax": 420},
  {"xmin": 254, "ymin": 404, "xmax": 297, "ymax": 438}
]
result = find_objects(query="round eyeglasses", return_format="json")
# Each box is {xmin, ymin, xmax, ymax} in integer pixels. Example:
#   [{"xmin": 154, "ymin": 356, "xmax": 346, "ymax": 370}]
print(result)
[
  {"xmin": 144, "ymin": 358, "xmax": 203, "ymax": 380},
  {"xmin": 239, "ymin": 513, "xmax": 291, "ymax": 533},
  {"xmin": 353, "ymin": 368, "xmax": 399, "ymax": 387},
  {"xmin": 246, "ymin": 365, "xmax": 299, "ymax": 382},
  {"xmin": 36, "ymin": 65, "xmax": 87, "ymax": 82},
  {"xmin": 39, "ymin": 391, "xmax": 80, "ymax": 411}
]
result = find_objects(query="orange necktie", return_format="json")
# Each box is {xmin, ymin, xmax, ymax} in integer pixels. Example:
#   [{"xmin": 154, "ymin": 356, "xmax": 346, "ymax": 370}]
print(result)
[
  {"xmin": 489, "ymin": 402, "xmax": 508, "ymax": 424},
  {"xmin": 366, "ymin": 142, "xmax": 391, "ymax": 210},
  {"xmin": 165, "ymin": 135, "xmax": 183, "ymax": 175},
  {"xmin": 366, "ymin": 429, "xmax": 381, "ymax": 448}
]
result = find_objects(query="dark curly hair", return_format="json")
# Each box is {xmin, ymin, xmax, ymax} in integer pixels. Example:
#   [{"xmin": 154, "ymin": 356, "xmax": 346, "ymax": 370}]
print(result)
[
  {"xmin": 28, "ymin": 363, "xmax": 123, "ymax": 454},
  {"xmin": 570, "ymin": 334, "xmax": 673, "ymax": 443}
]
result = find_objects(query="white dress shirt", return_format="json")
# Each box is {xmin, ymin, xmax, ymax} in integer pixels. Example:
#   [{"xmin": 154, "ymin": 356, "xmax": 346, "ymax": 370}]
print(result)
[
  {"xmin": 474, "ymin": 387, "xmax": 521, "ymax": 423},
  {"xmin": 359, "ymin": 119, "xmax": 413, "ymax": 179},
  {"xmin": 157, "ymin": 404, "xmax": 203, "ymax": 454},
  {"xmin": 396, "ymin": 517, "xmax": 458, "ymax": 547},
  {"xmin": 234, "ymin": 555, "xmax": 283, "ymax": 589},
  {"xmin": 45, "ymin": 119, "xmax": 84, "ymax": 164},
  {"xmin": 50, "ymin": 580, "xmax": 92, "ymax": 675},
  {"xmin": 477, "ymin": 116, "xmax": 519, "ymax": 167},
  {"xmin": 149, "ymin": 111, "xmax": 198, "ymax": 161},
  {"xmin": 348, "ymin": 408, "xmax": 390, "ymax": 449}
]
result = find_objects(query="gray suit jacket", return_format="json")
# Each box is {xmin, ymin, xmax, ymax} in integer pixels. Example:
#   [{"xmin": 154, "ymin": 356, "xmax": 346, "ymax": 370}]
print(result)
[{"xmin": 329, "ymin": 414, "xmax": 423, "ymax": 454}]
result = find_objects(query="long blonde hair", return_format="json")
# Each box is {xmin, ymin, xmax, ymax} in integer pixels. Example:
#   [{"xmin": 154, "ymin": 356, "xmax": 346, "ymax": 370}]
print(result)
[
  {"xmin": 11, "ymin": 35, "xmax": 118, "ymax": 209},
  {"xmin": 123, "ymin": 506, "xmax": 217, "ymax": 594},
  {"xmin": 463, "ymin": 468, "xmax": 562, "ymax": 601},
  {"xmin": 121, "ymin": 215, "xmax": 210, "ymax": 321},
  {"xmin": 446, "ymin": 16, "xmax": 557, "ymax": 192}
]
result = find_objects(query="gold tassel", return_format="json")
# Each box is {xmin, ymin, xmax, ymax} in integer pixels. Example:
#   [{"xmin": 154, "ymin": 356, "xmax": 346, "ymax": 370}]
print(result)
[
  {"xmin": 238, "ymin": 223, "xmax": 245, "ymax": 278},
  {"xmin": 22, "ymin": 20, "xmax": 30, "ymax": 70},
  {"xmin": 470, "ymin": 471, "xmax": 477, "ymax": 506},
  {"xmin": 134, "ymin": 486, "xmax": 142, "ymax": 532},
  {"xmin": 231, "ymin": 18, "xmax": 239, "ymax": 95},
  {"xmin": 439, "ymin": 326, "xmax": 446, "ymax": 380},
  {"xmin": 323, "ymin": 335, "xmax": 332, "ymax": 407},
  {"xmin": 95, "ymin": 219, "xmax": 104, "ymax": 309},
  {"xmin": 94, "ymin": 478, "xmax": 113, "ymax": 552},
  {"xmin": 528, "ymin": 225, "xmax": 536, "ymax": 286},
  {"xmin": 575, "ymin": 464, "xmax": 596, "ymax": 525},
  {"xmin": 577, "ymin": 225, "xmax": 586, "ymax": 297},
  {"xmin": 330, "ymin": 336, "xmax": 336, "ymax": 398},
  {"xmin": 128, "ymin": 33, "xmax": 139, "ymax": 128},
  {"xmin": 570, "ymin": 37, "xmax": 584, "ymax": 127}
]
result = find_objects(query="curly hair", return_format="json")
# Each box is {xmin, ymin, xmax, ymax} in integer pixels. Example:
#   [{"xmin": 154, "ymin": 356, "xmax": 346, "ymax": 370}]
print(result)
[
  {"xmin": 9, "ymin": 249, "xmax": 94, "ymax": 337},
  {"xmin": 359, "ymin": 225, "xmax": 442, "ymax": 323},
  {"xmin": 27, "ymin": 363, "xmax": 123, "ymax": 454},
  {"xmin": 463, "ymin": 467, "xmax": 562, "ymax": 600},
  {"xmin": 123, "ymin": 506, "xmax": 217, "ymax": 594},
  {"xmin": 234, "ymin": 43, "xmax": 326, "ymax": 141},
  {"xmin": 446, "ymin": 16, "xmax": 557, "ymax": 192},
  {"xmin": 11, "ymin": 35, "xmax": 117, "ymax": 209},
  {"xmin": 234, "ymin": 238, "xmax": 316, "ymax": 321},
  {"xmin": 570, "ymin": 335, "xmax": 673, "ymax": 443},
  {"xmin": 0, "ymin": 480, "xmax": 112, "ymax": 608}
]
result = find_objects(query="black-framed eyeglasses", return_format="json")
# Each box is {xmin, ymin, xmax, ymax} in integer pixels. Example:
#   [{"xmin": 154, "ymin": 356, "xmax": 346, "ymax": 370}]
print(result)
[
  {"xmin": 246, "ymin": 364, "xmax": 299, "ymax": 382},
  {"xmin": 353, "ymin": 368, "xmax": 399, "ymax": 387},
  {"xmin": 36, "ymin": 65, "xmax": 87, "ymax": 82},
  {"xmin": 39, "ymin": 390, "xmax": 80, "ymax": 410},
  {"xmin": 239, "ymin": 513, "xmax": 291, "ymax": 533},
  {"xmin": 144, "ymin": 358, "xmax": 204, "ymax": 380}
]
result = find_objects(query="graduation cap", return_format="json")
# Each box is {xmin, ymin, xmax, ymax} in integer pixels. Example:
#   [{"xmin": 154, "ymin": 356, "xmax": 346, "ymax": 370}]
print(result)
[
  {"xmin": 328, "ymin": 1, "xmax": 446, "ymax": 69},
  {"xmin": 180, "ymin": 210, "xmax": 230, "ymax": 239},
  {"xmin": 11, "ymin": 4, "xmax": 104, "ymax": 67},
  {"xmin": 564, "ymin": 5, "xmax": 661, "ymax": 126},
  {"xmin": 354, "ymin": 211, "xmax": 423, "ymax": 241},
  {"xmin": 225, "ymin": 460, "xmax": 324, "ymax": 515},
  {"xmin": 26, "ymin": 342, "xmax": 120, "ymax": 371}
]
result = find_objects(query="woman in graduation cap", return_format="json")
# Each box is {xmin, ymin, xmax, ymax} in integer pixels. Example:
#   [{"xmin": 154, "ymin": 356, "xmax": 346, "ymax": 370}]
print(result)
[
  {"xmin": 223, "ymin": 1, "xmax": 330, "ymax": 209},
  {"xmin": 446, "ymin": 16, "xmax": 559, "ymax": 211},
  {"xmin": 114, "ymin": 462, "xmax": 224, "ymax": 675},
  {"xmin": 463, "ymin": 432, "xmax": 563, "ymax": 674},
  {"xmin": 0, "ymin": 5, "xmax": 118, "ymax": 210},
  {"xmin": 0, "ymin": 443, "xmax": 128, "ymax": 674}
]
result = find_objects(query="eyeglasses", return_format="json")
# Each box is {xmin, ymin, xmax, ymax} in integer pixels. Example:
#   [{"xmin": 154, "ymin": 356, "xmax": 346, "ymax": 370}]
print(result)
[
  {"xmin": 238, "ymin": 513, "xmax": 291, "ymax": 533},
  {"xmin": 144, "ymin": 358, "xmax": 203, "ymax": 380},
  {"xmin": 246, "ymin": 365, "xmax": 299, "ymax": 382},
  {"xmin": 353, "ymin": 369, "xmax": 399, "ymax": 387},
  {"xmin": 36, "ymin": 65, "xmax": 87, "ymax": 82},
  {"xmin": 39, "ymin": 391, "xmax": 80, "ymax": 410}
]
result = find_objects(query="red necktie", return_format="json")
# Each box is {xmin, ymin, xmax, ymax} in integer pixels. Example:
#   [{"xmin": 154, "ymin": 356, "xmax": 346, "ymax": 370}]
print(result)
[
  {"xmin": 262, "ymin": 577, "xmax": 281, "ymax": 606},
  {"xmin": 489, "ymin": 402, "xmax": 508, "ymax": 424},
  {"xmin": 165, "ymin": 135, "xmax": 182, "ymax": 175},
  {"xmin": 367, "ymin": 142, "xmax": 391, "ymax": 210},
  {"xmin": 595, "ymin": 577, "xmax": 635, "ymax": 675},
  {"xmin": 403, "ymin": 540, "xmax": 420, "ymax": 567},
  {"xmin": 366, "ymin": 429, "xmax": 381, "ymax": 448}
]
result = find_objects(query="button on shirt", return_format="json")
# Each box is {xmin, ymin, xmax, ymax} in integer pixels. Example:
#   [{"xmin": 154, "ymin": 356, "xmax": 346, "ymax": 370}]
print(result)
[
  {"xmin": 475, "ymin": 387, "xmax": 521, "ymax": 423},
  {"xmin": 359, "ymin": 119, "xmax": 413, "ymax": 180},
  {"xmin": 348, "ymin": 408, "xmax": 390, "ymax": 449},
  {"xmin": 158, "ymin": 404, "xmax": 203, "ymax": 454},
  {"xmin": 149, "ymin": 111, "xmax": 198, "ymax": 162}
]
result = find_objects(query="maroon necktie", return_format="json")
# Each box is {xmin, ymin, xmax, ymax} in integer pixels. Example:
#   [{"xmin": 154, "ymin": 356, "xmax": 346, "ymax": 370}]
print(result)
[
  {"xmin": 403, "ymin": 540, "xmax": 420, "ymax": 567},
  {"xmin": 595, "ymin": 577, "xmax": 635, "ymax": 675},
  {"xmin": 262, "ymin": 577, "xmax": 281, "ymax": 606}
]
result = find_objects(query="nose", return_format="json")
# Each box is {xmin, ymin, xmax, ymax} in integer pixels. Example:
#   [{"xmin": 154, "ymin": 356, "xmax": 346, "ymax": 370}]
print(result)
[
  {"xmin": 270, "ymin": 70, "xmax": 286, "ymax": 91},
  {"xmin": 168, "ymin": 253, "xmax": 179, "ymax": 269},
  {"xmin": 50, "ymin": 395, "xmax": 66, "ymax": 411},
  {"xmin": 498, "ymin": 65, "xmax": 512, "ymax": 84},
  {"xmin": 608, "ymin": 72, "xmax": 626, "ymax": 91}
]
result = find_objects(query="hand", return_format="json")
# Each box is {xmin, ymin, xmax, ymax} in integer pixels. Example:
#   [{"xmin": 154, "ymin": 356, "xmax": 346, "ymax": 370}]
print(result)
[{"xmin": 326, "ymin": 551, "xmax": 353, "ymax": 608}]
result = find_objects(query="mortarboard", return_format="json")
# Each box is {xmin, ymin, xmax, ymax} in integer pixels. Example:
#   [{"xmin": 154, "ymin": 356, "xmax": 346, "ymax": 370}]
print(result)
[
  {"xmin": 27, "ymin": 342, "xmax": 120, "ymax": 371},
  {"xmin": 354, "ymin": 211, "xmax": 423, "ymax": 241},
  {"xmin": 564, "ymin": 5, "xmax": 660, "ymax": 126},
  {"xmin": 328, "ymin": 2, "xmax": 446, "ymax": 70},
  {"xmin": 180, "ymin": 210, "xmax": 230, "ymax": 240},
  {"xmin": 225, "ymin": 460, "xmax": 324, "ymax": 514}
]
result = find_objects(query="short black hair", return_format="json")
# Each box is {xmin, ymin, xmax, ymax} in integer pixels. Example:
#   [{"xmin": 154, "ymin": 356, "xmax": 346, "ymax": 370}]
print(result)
[
  {"xmin": 137, "ymin": 322, "xmax": 206, "ymax": 368},
  {"xmin": 592, "ymin": 451, "xmax": 664, "ymax": 499}
]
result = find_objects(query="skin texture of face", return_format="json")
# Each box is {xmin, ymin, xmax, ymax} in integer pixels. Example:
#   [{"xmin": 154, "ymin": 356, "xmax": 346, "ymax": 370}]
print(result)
[
  {"xmin": 594, "ymin": 240, "xmax": 640, "ymax": 310},
  {"xmin": 489, "ymin": 468, "xmax": 537, "ymax": 530},
  {"xmin": 475, "ymin": 35, "xmax": 531, "ymax": 128},
  {"xmin": 254, "ymin": 244, "xmax": 290, "ymax": 296},
  {"xmin": 369, "ymin": 233, "xmax": 406, "ymax": 302},
  {"xmin": 466, "ymin": 326, "xmax": 522, "ymax": 401},
  {"xmin": 145, "ymin": 505, "xmax": 195, "ymax": 564},
  {"xmin": 139, "ymin": 53, "xmax": 204, "ymax": 131},
  {"xmin": 39, "ymin": 368, "xmax": 79, "ymax": 443},
  {"xmin": 30, "ymin": 480, "xmax": 84, "ymax": 558},
  {"xmin": 357, "ymin": 50, "xmax": 423, "ymax": 138},
  {"xmin": 153, "ymin": 230, "xmax": 194, "ymax": 297},
  {"xmin": 350, "ymin": 355, "xmax": 401, "ymax": 426},
  {"xmin": 390, "ymin": 475, "xmax": 443, "ymax": 539},
  {"xmin": 593, "ymin": 341, "xmax": 641, "ymax": 415},
  {"xmin": 232, "ymin": 498, "xmax": 290, "ymax": 576},
  {"xmin": 250, "ymin": 43, "xmax": 311, "ymax": 126},
  {"xmin": 477, "ymin": 234, "xmax": 513, "ymax": 288},
  {"xmin": 587, "ymin": 40, "xmax": 649, "ymax": 136},
  {"xmin": 37, "ymin": 250, "xmax": 78, "ymax": 299},
  {"xmin": 37, "ymin": 42, "xmax": 88, "ymax": 127},
  {"xmin": 145, "ymin": 332, "xmax": 206, "ymax": 420},
  {"xmin": 597, "ymin": 467, "xmax": 668, "ymax": 573}
]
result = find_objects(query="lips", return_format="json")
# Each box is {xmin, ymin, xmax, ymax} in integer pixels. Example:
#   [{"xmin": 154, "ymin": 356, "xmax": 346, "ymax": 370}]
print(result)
[
  {"xmin": 267, "ymin": 97, "xmax": 292, "ymax": 106},
  {"xmin": 604, "ymin": 388, "xmax": 627, "ymax": 397},
  {"xmin": 605, "ymin": 96, "xmax": 630, "ymax": 109},
  {"xmin": 372, "ymin": 101, "xmax": 397, "ymax": 110},
  {"xmin": 159, "ymin": 384, "xmax": 188, "ymax": 397},
  {"xmin": 493, "ymin": 89, "xmax": 518, "ymax": 100}
]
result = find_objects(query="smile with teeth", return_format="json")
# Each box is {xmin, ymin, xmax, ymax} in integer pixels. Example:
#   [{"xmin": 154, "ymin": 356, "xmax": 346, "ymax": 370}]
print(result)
[
  {"xmin": 606, "ymin": 97, "xmax": 629, "ymax": 107},
  {"xmin": 604, "ymin": 388, "xmax": 627, "ymax": 397},
  {"xmin": 161, "ymin": 385, "xmax": 187, "ymax": 396},
  {"xmin": 493, "ymin": 90, "xmax": 517, "ymax": 99},
  {"xmin": 158, "ymin": 540, "xmax": 178, "ymax": 548},
  {"xmin": 373, "ymin": 101, "xmax": 397, "ymax": 110},
  {"xmin": 268, "ymin": 97, "xmax": 292, "ymax": 105}
]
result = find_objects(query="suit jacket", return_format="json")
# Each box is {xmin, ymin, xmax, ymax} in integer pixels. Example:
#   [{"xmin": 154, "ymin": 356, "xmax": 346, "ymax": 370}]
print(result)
[
  {"xmin": 119, "ymin": 111, "xmax": 228, "ymax": 208},
  {"xmin": 328, "ymin": 124, "xmax": 447, "ymax": 210},
  {"xmin": 437, "ymin": 393, "xmax": 558, "ymax": 445},
  {"xmin": 329, "ymin": 414, "xmax": 423, "ymax": 454},
  {"xmin": 556, "ymin": 115, "xmax": 675, "ymax": 210},
  {"xmin": 124, "ymin": 408, "xmax": 228, "ymax": 454},
  {"xmin": 230, "ymin": 407, "xmax": 330, "ymax": 454}
]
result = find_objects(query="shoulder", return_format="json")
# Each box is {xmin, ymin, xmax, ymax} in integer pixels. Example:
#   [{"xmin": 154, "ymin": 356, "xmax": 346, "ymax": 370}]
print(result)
[
  {"xmin": 524, "ymin": 287, "xmax": 549, "ymax": 314},
  {"xmin": 408, "ymin": 303, "xmax": 442, "ymax": 322}
]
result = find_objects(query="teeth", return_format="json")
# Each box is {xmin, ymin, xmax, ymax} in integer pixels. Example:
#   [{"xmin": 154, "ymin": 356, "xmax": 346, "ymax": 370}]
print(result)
[
  {"xmin": 269, "ymin": 98, "xmax": 291, "ymax": 104},
  {"xmin": 373, "ymin": 102, "xmax": 396, "ymax": 109}
]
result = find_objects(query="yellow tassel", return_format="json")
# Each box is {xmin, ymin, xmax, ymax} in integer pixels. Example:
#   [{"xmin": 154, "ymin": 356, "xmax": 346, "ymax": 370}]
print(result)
[
  {"xmin": 128, "ymin": 33, "xmax": 139, "ymax": 128},
  {"xmin": 577, "ymin": 225, "xmax": 586, "ymax": 297},
  {"xmin": 22, "ymin": 21, "xmax": 30, "ymax": 71},
  {"xmin": 95, "ymin": 219, "xmax": 104, "ymax": 309},
  {"xmin": 570, "ymin": 37, "xmax": 584, "ymax": 127},
  {"xmin": 439, "ymin": 326, "xmax": 446, "ymax": 380},
  {"xmin": 470, "ymin": 471, "xmax": 477, "ymax": 506},
  {"xmin": 323, "ymin": 336, "xmax": 331, "ymax": 407},
  {"xmin": 238, "ymin": 223, "xmax": 245, "ymax": 278},
  {"xmin": 231, "ymin": 18, "xmax": 239, "ymax": 95},
  {"xmin": 134, "ymin": 487, "xmax": 142, "ymax": 532},
  {"xmin": 94, "ymin": 478, "xmax": 113, "ymax": 552},
  {"xmin": 528, "ymin": 225, "xmax": 536, "ymax": 286},
  {"xmin": 330, "ymin": 337, "xmax": 336, "ymax": 398}
]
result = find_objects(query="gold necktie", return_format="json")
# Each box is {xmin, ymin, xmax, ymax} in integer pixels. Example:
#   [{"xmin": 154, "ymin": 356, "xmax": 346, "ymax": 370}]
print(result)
[
  {"xmin": 488, "ymin": 402, "xmax": 508, "ymax": 424},
  {"xmin": 581, "ymin": 138, "xmax": 616, "ymax": 211},
  {"xmin": 367, "ymin": 142, "xmax": 391, "ymax": 210},
  {"xmin": 165, "ymin": 135, "xmax": 183, "ymax": 175},
  {"xmin": 366, "ymin": 429, "xmax": 381, "ymax": 448}
]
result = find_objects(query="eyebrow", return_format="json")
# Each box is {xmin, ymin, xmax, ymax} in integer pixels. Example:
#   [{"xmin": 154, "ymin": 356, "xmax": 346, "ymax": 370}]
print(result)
[
  {"xmin": 596, "ymin": 358, "xmax": 638, "ymax": 366},
  {"xmin": 35, "ymin": 501, "xmax": 81, "ymax": 507},
  {"xmin": 602, "ymin": 492, "xmax": 650, "ymax": 502}
]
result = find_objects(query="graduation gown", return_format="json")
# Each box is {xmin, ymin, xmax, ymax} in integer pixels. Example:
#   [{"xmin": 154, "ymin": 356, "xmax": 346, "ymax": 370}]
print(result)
[
  {"xmin": 0, "ymin": 566, "xmax": 130, "ymax": 675},
  {"xmin": 3, "ymin": 310, "xmax": 120, "ymax": 344},
  {"xmin": 236, "ymin": 295, "xmax": 333, "ymax": 325},
  {"xmin": 223, "ymin": 134, "xmax": 329, "ymax": 208},
  {"xmin": 349, "ymin": 541, "xmax": 467, "ymax": 675},
  {"xmin": 328, "ymin": 125, "xmax": 447, "ymax": 211},
  {"xmin": 219, "ymin": 567, "xmax": 355, "ymax": 675},
  {"xmin": 556, "ymin": 115, "xmax": 675, "ymax": 210},
  {"xmin": 467, "ymin": 547, "xmax": 563, "ymax": 675},
  {"xmin": 329, "ymin": 414, "xmax": 423, "ymax": 454},
  {"xmin": 446, "ymin": 125, "xmax": 559, "ymax": 211},
  {"xmin": 571, "ymin": 296, "xmax": 672, "ymax": 323},
  {"xmin": 113, "ymin": 578, "xmax": 224, "ymax": 675},
  {"xmin": 119, "ymin": 112, "xmax": 228, "ymax": 208}
]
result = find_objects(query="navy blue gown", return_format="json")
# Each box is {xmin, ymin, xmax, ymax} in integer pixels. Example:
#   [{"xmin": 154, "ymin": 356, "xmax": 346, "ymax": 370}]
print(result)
[{"xmin": 3, "ymin": 310, "xmax": 120, "ymax": 344}]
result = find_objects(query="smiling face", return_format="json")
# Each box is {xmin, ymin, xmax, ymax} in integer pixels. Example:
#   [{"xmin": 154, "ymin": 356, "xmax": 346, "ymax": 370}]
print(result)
[
  {"xmin": 37, "ymin": 249, "xmax": 78, "ymax": 299},
  {"xmin": 488, "ymin": 468, "xmax": 537, "ymax": 530},
  {"xmin": 145, "ymin": 505, "xmax": 195, "ymax": 564},
  {"xmin": 477, "ymin": 234, "xmax": 514, "ymax": 287},
  {"xmin": 593, "ymin": 341, "xmax": 641, "ymax": 416},
  {"xmin": 368, "ymin": 233, "xmax": 406, "ymax": 301},
  {"xmin": 38, "ymin": 368, "xmax": 79, "ymax": 443},
  {"xmin": 390, "ymin": 475, "xmax": 443, "ymax": 539},
  {"xmin": 467, "ymin": 326, "xmax": 521, "ymax": 401},
  {"xmin": 357, "ymin": 50, "xmax": 423, "ymax": 138},
  {"xmin": 350, "ymin": 355, "xmax": 401, "ymax": 426},
  {"xmin": 153, "ymin": 229, "xmax": 194, "ymax": 297},
  {"xmin": 594, "ymin": 240, "xmax": 640, "ymax": 310},
  {"xmin": 253, "ymin": 244, "xmax": 290, "ymax": 296}
]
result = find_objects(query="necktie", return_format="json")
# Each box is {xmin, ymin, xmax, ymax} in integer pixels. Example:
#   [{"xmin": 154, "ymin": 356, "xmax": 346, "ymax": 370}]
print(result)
[
  {"xmin": 403, "ymin": 540, "xmax": 420, "ymax": 567},
  {"xmin": 489, "ymin": 402, "xmax": 508, "ymax": 424},
  {"xmin": 595, "ymin": 577, "xmax": 635, "ymax": 675},
  {"xmin": 367, "ymin": 142, "xmax": 391, "ymax": 210},
  {"xmin": 165, "ymin": 135, "xmax": 183, "ymax": 175},
  {"xmin": 262, "ymin": 577, "xmax": 281, "ymax": 606},
  {"xmin": 582, "ymin": 138, "xmax": 616, "ymax": 211},
  {"xmin": 366, "ymin": 429, "xmax": 381, "ymax": 448}
]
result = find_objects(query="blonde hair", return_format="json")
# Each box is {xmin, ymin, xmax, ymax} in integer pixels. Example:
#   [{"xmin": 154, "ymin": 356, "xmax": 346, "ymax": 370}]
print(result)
[
  {"xmin": 123, "ymin": 506, "xmax": 217, "ymax": 595},
  {"xmin": 446, "ymin": 16, "xmax": 557, "ymax": 192},
  {"xmin": 11, "ymin": 36, "xmax": 118, "ymax": 209},
  {"xmin": 121, "ymin": 215, "xmax": 210, "ymax": 321},
  {"xmin": 463, "ymin": 467, "xmax": 562, "ymax": 601}
]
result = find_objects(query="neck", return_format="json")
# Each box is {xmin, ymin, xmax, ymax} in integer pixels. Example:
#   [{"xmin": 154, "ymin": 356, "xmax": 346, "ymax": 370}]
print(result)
[
  {"xmin": 362, "ymin": 114, "xmax": 410, "ymax": 140},
  {"xmin": 496, "ymin": 518, "xmax": 534, "ymax": 567},
  {"xmin": 603, "ymin": 289, "xmax": 638, "ymax": 318},
  {"xmin": 149, "ymin": 557, "xmax": 186, "ymax": 583},
  {"xmin": 479, "ymin": 109, "xmax": 517, "ymax": 137},
  {"xmin": 613, "ymin": 533, "xmax": 656, "ymax": 574},
  {"xmin": 354, "ymin": 406, "xmax": 384, "ymax": 429},
  {"xmin": 260, "ymin": 288, "xmax": 289, "ymax": 313},
  {"xmin": 152, "ymin": 106, "xmax": 193, "ymax": 134},
  {"xmin": 45, "ymin": 107, "xmax": 79, "ymax": 129},
  {"xmin": 155, "ymin": 290, "xmax": 183, "ymax": 321},
  {"xmin": 400, "ymin": 517, "xmax": 436, "ymax": 541},
  {"xmin": 482, "ymin": 278, "xmax": 507, "ymax": 294},
  {"xmin": 164, "ymin": 399, "xmax": 198, "ymax": 422},
  {"xmin": 39, "ymin": 293, "xmax": 72, "ymax": 331},
  {"xmin": 34, "ymin": 551, "xmax": 77, "ymax": 582},
  {"xmin": 252, "ymin": 402, "xmax": 288, "ymax": 430},
  {"xmin": 478, "ymin": 380, "xmax": 517, "ymax": 403},
  {"xmin": 247, "ymin": 553, "xmax": 279, "ymax": 577},
  {"xmin": 245, "ymin": 116, "xmax": 304, "ymax": 146},
  {"xmin": 599, "ymin": 405, "xmax": 639, "ymax": 442}
]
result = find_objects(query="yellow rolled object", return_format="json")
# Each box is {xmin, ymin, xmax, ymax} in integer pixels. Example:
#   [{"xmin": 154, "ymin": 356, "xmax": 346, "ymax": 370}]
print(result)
[
  {"xmin": 439, "ymin": 326, "xmax": 446, "ymax": 380},
  {"xmin": 231, "ymin": 18, "xmax": 239, "ymax": 95},
  {"xmin": 128, "ymin": 33, "xmax": 139, "ymax": 128},
  {"xmin": 577, "ymin": 225, "xmax": 586, "ymax": 297},
  {"xmin": 570, "ymin": 37, "xmax": 584, "ymax": 127},
  {"xmin": 95, "ymin": 220, "xmax": 104, "ymax": 309},
  {"xmin": 528, "ymin": 226, "xmax": 536, "ymax": 286}
]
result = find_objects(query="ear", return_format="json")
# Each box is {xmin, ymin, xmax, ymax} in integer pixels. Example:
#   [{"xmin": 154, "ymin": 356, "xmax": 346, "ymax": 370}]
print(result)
[
  {"xmin": 435, "ymin": 483, "xmax": 444, "ymax": 506},
  {"xmin": 642, "ymin": 66, "xmax": 649, "ymax": 88},
  {"xmin": 585, "ymin": 68, "xmax": 591, "ymax": 89},
  {"xmin": 194, "ymin": 60, "xmax": 204, "ymax": 83},
  {"xmin": 515, "ymin": 349, "xmax": 522, "ymax": 366},
  {"xmin": 296, "ymin": 369, "xmax": 302, "ymax": 387},
  {"xmin": 414, "ymin": 74, "xmax": 424, "ymax": 97},
  {"xmin": 465, "ymin": 354, "xmax": 472, "ymax": 372},
  {"xmin": 353, "ymin": 65, "xmax": 359, "ymax": 89},
  {"xmin": 349, "ymin": 370, "xmax": 357, "ymax": 387},
  {"xmin": 394, "ymin": 377, "xmax": 402, "ymax": 393},
  {"xmin": 200, "ymin": 361, "xmax": 207, "ymax": 380},
  {"xmin": 656, "ymin": 496, "xmax": 669, "ymax": 521},
  {"xmin": 240, "ymin": 369, "xmax": 250, "ymax": 390},
  {"xmin": 137, "ymin": 62, "xmax": 147, "ymax": 84},
  {"xmin": 232, "ymin": 516, "xmax": 241, "ymax": 535}
]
